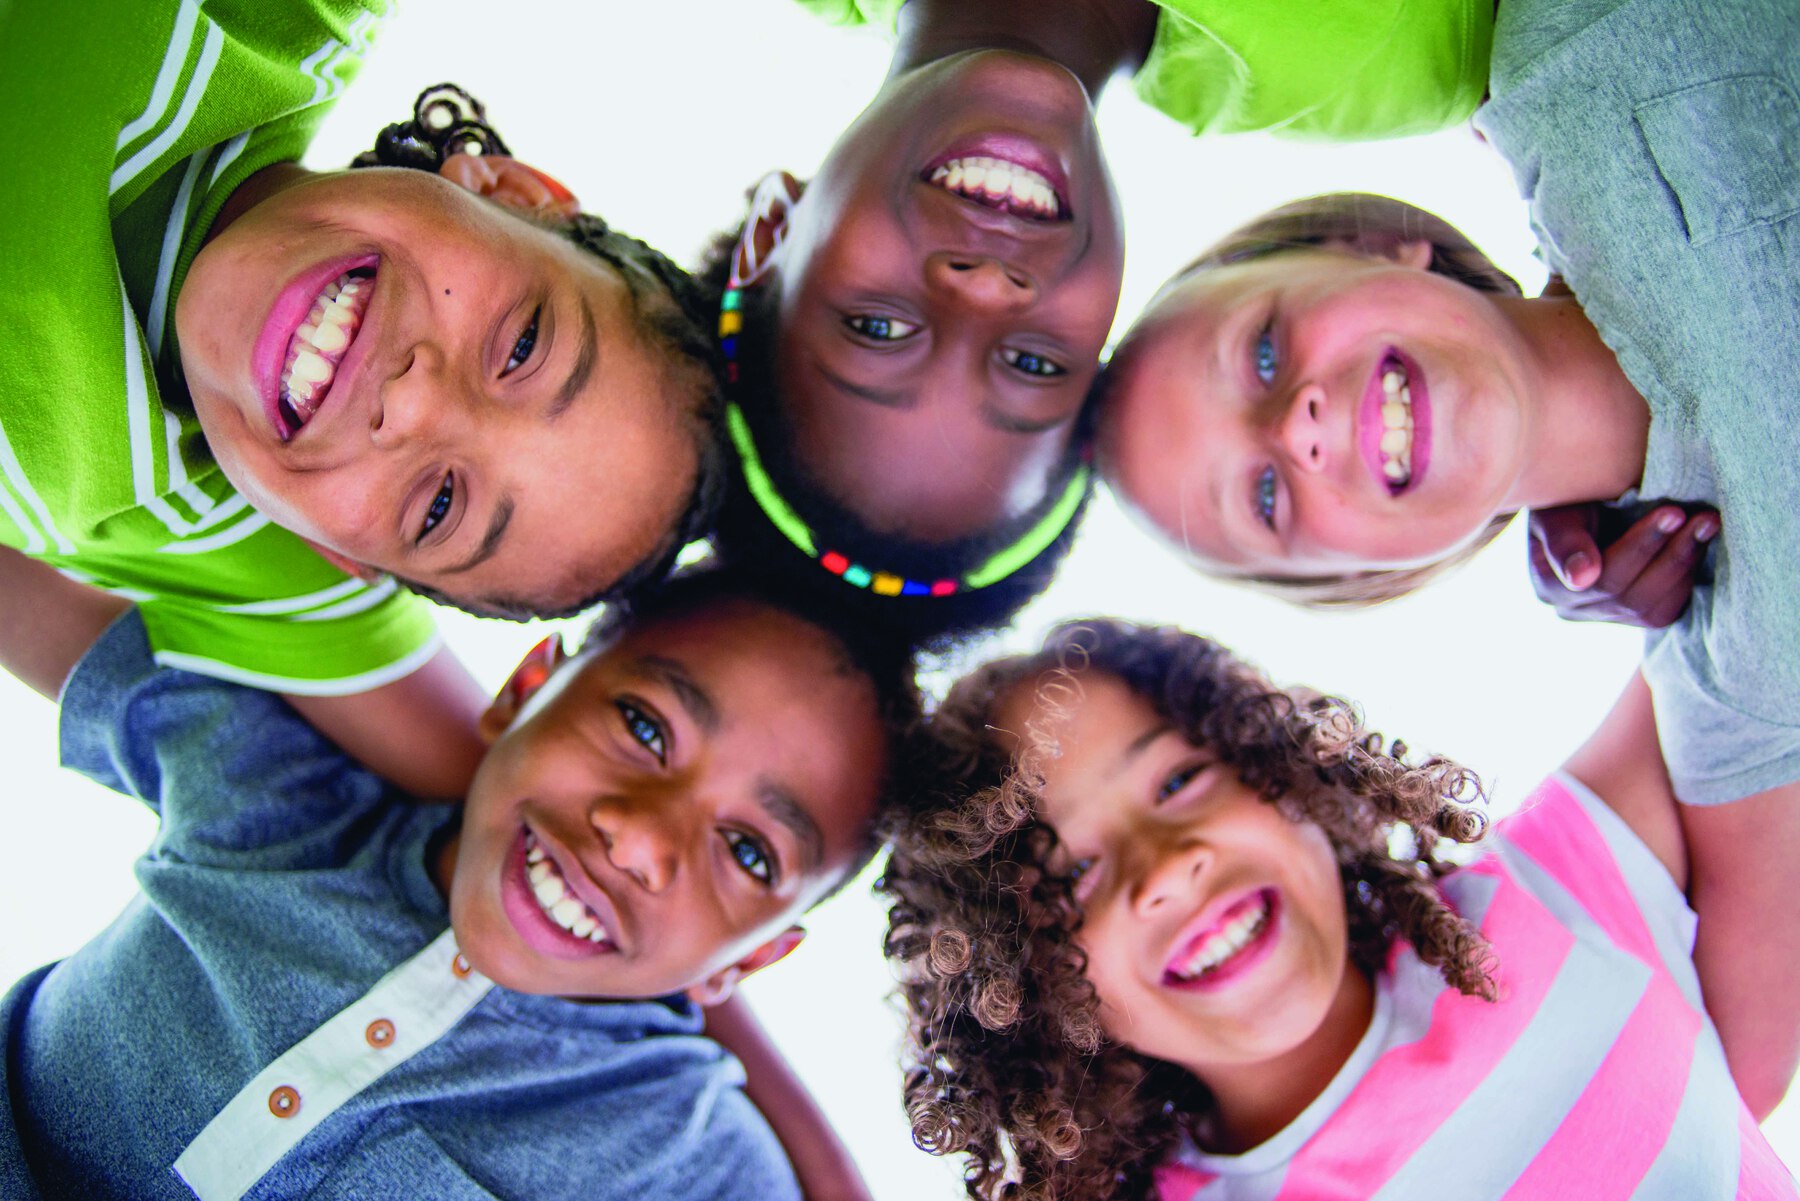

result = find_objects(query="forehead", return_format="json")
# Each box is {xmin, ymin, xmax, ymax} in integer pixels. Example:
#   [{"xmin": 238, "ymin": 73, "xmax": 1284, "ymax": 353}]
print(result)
[{"xmin": 992, "ymin": 669, "xmax": 1162, "ymax": 812}]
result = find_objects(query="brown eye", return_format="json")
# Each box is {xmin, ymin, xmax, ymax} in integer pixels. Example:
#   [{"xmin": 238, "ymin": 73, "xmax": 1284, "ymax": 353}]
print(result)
[
  {"xmin": 845, "ymin": 314, "xmax": 920, "ymax": 341},
  {"xmin": 418, "ymin": 473, "xmax": 454, "ymax": 542},
  {"xmin": 615, "ymin": 700, "xmax": 667, "ymax": 765},
  {"xmin": 502, "ymin": 306, "xmax": 541, "ymax": 376}
]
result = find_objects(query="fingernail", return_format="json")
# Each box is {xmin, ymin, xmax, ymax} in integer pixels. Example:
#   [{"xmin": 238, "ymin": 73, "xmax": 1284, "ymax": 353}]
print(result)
[
  {"xmin": 1695, "ymin": 518, "xmax": 1719, "ymax": 542},
  {"xmin": 1564, "ymin": 550, "xmax": 1592, "ymax": 579},
  {"xmin": 1657, "ymin": 510, "xmax": 1683, "ymax": 534}
]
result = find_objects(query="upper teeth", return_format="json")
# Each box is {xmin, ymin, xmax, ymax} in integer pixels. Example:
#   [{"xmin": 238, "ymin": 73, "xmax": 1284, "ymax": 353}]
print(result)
[
  {"xmin": 525, "ymin": 834, "xmax": 612, "ymax": 945},
  {"xmin": 278, "ymin": 270, "xmax": 372, "ymax": 430},
  {"xmin": 1378, "ymin": 362, "xmax": 1415, "ymax": 487},
  {"xmin": 1171, "ymin": 894, "xmax": 1270, "ymax": 981},
  {"xmin": 926, "ymin": 156, "xmax": 1061, "ymax": 219}
]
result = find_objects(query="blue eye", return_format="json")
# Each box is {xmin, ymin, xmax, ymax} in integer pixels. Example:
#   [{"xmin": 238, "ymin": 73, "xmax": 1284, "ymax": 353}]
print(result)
[
  {"xmin": 503, "ymin": 306, "xmax": 540, "ymax": 376},
  {"xmin": 725, "ymin": 830, "xmax": 776, "ymax": 886},
  {"xmin": 418, "ymin": 473, "xmax": 454, "ymax": 542},
  {"xmin": 1254, "ymin": 324, "xmax": 1278, "ymax": 385},
  {"xmin": 1004, "ymin": 348, "xmax": 1066, "ymax": 377},
  {"xmin": 616, "ymin": 700, "xmax": 667, "ymax": 765},
  {"xmin": 1255, "ymin": 466, "xmax": 1278, "ymax": 531},
  {"xmin": 845, "ymin": 314, "xmax": 920, "ymax": 341}
]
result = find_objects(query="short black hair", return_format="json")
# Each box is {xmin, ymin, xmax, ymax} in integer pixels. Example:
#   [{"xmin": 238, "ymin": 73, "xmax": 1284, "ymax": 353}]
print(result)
[
  {"xmin": 354, "ymin": 84, "xmax": 726, "ymax": 621},
  {"xmin": 580, "ymin": 561, "xmax": 926, "ymax": 900},
  {"xmin": 694, "ymin": 226, "xmax": 1093, "ymax": 654}
]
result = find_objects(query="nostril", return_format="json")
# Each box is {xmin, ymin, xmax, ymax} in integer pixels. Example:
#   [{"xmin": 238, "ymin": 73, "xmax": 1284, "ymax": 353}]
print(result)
[{"xmin": 947, "ymin": 260, "xmax": 977, "ymax": 273}]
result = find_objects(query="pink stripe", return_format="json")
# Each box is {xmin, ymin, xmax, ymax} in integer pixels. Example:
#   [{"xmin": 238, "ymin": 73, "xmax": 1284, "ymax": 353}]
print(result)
[
  {"xmin": 1500, "ymin": 779, "xmax": 1661, "ymax": 965},
  {"xmin": 1737, "ymin": 1104, "xmax": 1800, "ymax": 1199},
  {"xmin": 1269, "ymin": 864, "xmax": 1572, "ymax": 1199},
  {"xmin": 1501, "ymin": 976, "xmax": 1700, "ymax": 1199},
  {"xmin": 1155, "ymin": 1161, "xmax": 1214, "ymax": 1200}
]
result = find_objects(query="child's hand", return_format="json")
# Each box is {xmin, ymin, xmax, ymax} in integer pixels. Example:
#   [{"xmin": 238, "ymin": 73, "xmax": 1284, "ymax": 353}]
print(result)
[{"xmin": 1527, "ymin": 502, "xmax": 1718, "ymax": 628}]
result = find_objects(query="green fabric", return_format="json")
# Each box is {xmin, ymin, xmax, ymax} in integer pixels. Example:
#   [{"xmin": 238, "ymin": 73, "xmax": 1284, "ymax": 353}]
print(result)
[
  {"xmin": 0, "ymin": 0, "xmax": 440, "ymax": 695},
  {"xmin": 789, "ymin": 0, "xmax": 1493, "ymax": 140}
]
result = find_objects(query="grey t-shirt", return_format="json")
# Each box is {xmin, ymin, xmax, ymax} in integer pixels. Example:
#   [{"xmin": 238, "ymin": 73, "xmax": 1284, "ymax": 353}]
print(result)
[
  {"xmin": 0, "ymin": 611, "xmax": 799, "ymax": 1201},
  {"xmin": 1476, "ymin": 0, "xmax": 1800, "ymax": 805}
]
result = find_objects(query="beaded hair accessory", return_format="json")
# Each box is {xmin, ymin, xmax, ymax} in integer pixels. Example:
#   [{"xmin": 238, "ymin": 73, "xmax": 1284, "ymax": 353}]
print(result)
[{"xmin": 718, "ymin": 281, "xmax": 1090, "ymax": 598}]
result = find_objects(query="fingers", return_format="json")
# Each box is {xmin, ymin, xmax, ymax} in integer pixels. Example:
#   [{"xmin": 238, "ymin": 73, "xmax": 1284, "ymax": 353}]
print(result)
[
  {"xmin": 1615, "ymin": 510, "xmax": 1719, "ymax": 629},
  {"xmin": 1591, "ymin": 506, "xmax": 1689, "ymax": 596},
  {"xmin": 1528, "ymin": 503, "xmax": 1603, "ymax": 592}
]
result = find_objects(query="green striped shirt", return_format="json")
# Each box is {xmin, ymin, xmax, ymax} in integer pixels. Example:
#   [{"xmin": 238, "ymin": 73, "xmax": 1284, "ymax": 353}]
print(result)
[{"xmin": 0, "ymin": 0, "xmax": 439, "ymax": 694}]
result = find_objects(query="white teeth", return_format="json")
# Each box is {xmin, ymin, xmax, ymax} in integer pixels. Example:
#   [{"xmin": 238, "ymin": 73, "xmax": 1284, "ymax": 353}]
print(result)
[
  {"xmin": 1171, "ymin": 895, "xmax": 1271, "ymax": 981},
  {"xmin": 277, "ymin": 269, "xmax": 374, "ymax": 427},
  {"xmin": 1376, "ymin": 361, "xmax": 1414, "ymax": 487},
  {"xmin": 925, "ymin": 155, "xmax": 1061, "ymax": 218},
  {"xmin": 523, "ymin": 834, "xmax": 612, "ymax": 946}
]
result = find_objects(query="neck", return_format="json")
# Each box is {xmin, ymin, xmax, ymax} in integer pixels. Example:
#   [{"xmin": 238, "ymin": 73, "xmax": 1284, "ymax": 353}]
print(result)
[
  {"xmin": 1194, "ymin": 963, "xmax": 1374, "ymax": 1154},
  {"xmin": 202, "ymin": 161, "xmax": 312, "ymax": 248},
  {"xmin": 1498, "ymin": 291, "xmax": 1651, "ymax": 509},
  {"xmin": 892, "ymin": 0, "xmax": 1159, "ymax": 96}
]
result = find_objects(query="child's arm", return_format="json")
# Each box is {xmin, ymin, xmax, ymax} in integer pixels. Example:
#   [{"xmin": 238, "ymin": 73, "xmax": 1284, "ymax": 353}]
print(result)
[
  {"xmin": 1563, "ymin": 673, "xmax": 1800, "ymax": 1120},
  {"xmin": 703, "ymin": 994, "xmax": 873, "ymax": 1201},
  {"xmin": 0, "ymin": 544, "xmax": 129, "ymax": 699},
  {"xmin": 281, "ymin": 651, "xmax": 488, "ymax": 800}
]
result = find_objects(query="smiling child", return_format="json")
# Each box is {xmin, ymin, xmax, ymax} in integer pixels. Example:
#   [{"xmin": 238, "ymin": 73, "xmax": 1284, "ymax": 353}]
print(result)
[
  {"xmin": 0, "ymin": 558, "xmax": 917, "ymax": 1201},
  {"xmin": 1, "ymin": 0, "xmax": 721, "ymax": 795},
  {"xmin": 884, "ymin": 621, "xmax": 1798, "ymax": 1199},
  {"xmin": 700, "ymin": 0, "xmax": 1497, "ymax": 643}
]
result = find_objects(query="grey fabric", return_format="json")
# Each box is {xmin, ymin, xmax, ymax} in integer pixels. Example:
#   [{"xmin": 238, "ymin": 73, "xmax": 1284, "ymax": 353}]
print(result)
[
  {"xmin": 1477, "ymin": 0, "xmax": 1800, "ymax": 805},
  {"xmin": 0, "ymin": 611, "xmax": 798, "ymax": 1201}
]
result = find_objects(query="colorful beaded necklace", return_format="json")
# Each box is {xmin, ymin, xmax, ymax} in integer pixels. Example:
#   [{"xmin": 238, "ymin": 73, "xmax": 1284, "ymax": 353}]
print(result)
[{"xmin": 719, "ymin": 284, "xmax": 1090, "ymax": 598}]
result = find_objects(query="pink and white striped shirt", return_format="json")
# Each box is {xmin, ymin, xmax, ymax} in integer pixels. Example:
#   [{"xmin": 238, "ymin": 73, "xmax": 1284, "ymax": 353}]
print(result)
[{"xmin": 1156, "ymin": 773, "xmax": 1797, "ymax": 1201}]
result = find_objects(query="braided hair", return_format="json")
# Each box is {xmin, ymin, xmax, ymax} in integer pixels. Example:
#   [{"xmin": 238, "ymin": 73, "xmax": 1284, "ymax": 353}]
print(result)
[{"xmin": 353, "ymin": 85, "xmax": 725, "ymax": 620}]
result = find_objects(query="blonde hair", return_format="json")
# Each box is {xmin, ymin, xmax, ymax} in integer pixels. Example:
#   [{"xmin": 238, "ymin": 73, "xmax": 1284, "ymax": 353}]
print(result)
[{"xmin": 1126, "ymin": 192, "xmax": 1524, "ymax": 609}]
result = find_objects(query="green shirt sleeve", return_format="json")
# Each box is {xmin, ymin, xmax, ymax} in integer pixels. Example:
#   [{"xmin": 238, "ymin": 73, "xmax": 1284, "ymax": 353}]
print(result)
[
  {"xmin": 785, "ymin": 0, "xmax": 1493, "ymax": 142},
  {"xmin": 1138, "ymin": 0, "xmax": 1494, "ymax": 139},
  {"xmin": 0, "ymin": 0, "xmax": 439, "ymax": 696}
]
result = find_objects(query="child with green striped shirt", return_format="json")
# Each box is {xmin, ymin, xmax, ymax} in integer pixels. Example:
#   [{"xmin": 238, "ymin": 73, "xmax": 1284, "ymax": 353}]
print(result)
[{"xmin": 0, "ymin": 0, "xmax": 723, "ymax": 795}]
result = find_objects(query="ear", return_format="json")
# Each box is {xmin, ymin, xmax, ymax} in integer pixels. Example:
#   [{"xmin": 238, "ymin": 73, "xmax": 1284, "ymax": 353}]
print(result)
[
  {"xmin": 439, "ymin": 153, "xmax": 580, "ymax": 220},
  {"xmin": 1315, "ymin": 233, "xmax": 1434, "ymax": 271},
  {"xmin": 685, "ymin": 926, "xmax": 806, "ymax": 1008},
  {"xmin": 731, "ymin": 171, "xmax": 804, "ymax": 289},
  {"xmin": 303, "ymin": 538, "xmax": 382, "ymax": 582},
  {"xmin": 478, "ymin": 634, "xmax": 568, "ymax": 744}
]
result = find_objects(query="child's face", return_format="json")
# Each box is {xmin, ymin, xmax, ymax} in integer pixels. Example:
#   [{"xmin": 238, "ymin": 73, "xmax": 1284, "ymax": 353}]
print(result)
[
  {"xmin": 770, "ymin": 50, "xmax": 1124, "ymax": 542},
  {"xmin": 993, "ymin": 671, "xmax": 1357, "ymax": 1076},
  {"xmin": 177, "ymin": 167, "xmax": 696, "ymax": 615},
  {"xmin": 448, "ymin": 599, "xmax": 888, "ymax": 1000},
  {"xmin": 1098, "ymin": 250, "xmax": 1535, "ymax": 579}
]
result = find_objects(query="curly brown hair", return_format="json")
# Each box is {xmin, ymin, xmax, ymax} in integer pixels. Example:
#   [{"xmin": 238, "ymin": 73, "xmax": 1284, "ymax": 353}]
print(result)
[{"xmin": 882, "ymin": 620, "xmax": 1497, "ymax": 1200}]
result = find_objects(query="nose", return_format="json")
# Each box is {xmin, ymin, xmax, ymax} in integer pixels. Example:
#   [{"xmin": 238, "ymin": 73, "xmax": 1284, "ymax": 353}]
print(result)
[
  {"xmin": 371, "ymin": 341, "xmax": 448, "ymax": 449},
  {"xmin": 590, "ymin": 803, "xmax": 680, "ymax": 894},
  {"xmin": 1129, "ymin": 837, "xmax": 1209, "ymax": 920},
  {"xmin": 1275, "ymin": 382, "xmax": 1328, "ymax": 474},
  {"xmin": 924, "ymin": 252, "xmax": 1037, "ymax": 314}
]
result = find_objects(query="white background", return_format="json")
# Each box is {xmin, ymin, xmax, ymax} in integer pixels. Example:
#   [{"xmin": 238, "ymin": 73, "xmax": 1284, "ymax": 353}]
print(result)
[{"xmin": 2, "ymin": 2, "xmax": 1792, "ymax": 1196}]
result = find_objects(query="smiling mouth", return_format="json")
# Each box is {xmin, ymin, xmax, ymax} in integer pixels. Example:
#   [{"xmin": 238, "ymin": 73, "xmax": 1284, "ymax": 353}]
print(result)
[
  {"xmin": 1375, "ymin": 355, "xmax": 1417, "ymax": 491},
  {"xmin": 525, "ymin": 830, "xmax": 615, "ymax": 948},
  {"xmin": 924, "ymin": 155, "xmax": 1064, "ymax": 221},
  {"xmin": 276, "ymin": 266, "xmax": 375, "ymax": 438},
  {"xmin": 1165, "ymin": 889, "xmax": 1275, "ymax": 984}
]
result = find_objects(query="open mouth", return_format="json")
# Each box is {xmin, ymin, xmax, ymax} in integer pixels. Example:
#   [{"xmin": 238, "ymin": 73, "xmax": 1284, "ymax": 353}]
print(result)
[
  {"xmin": 523, "ymin": 830, "xmax": 615, "ymax": 948},
  {"xmin": 275, "ymin": 265, "xmax": 376, "ymax": 438},
  {"xmin": 1163, "ymin": 888, "xmax": 1278, "ymax": 987},
  {"xmin": 923, "ymin": 154, "xmax": 1065, "ymax": 221},
  {"xmin": 1362, "ymin": 350, "xmax": 1431, "ymax": 495}
]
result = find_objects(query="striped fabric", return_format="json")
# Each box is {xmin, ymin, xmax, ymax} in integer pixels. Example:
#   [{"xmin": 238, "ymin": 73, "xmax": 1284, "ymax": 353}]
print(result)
[
  {"xmin": 1156, "ymin": 774, "xmax": 1797, "ymax": 1201},
  {"xmin": 0, "ymin": 0, "xmax": 437, "ymax": 693}
]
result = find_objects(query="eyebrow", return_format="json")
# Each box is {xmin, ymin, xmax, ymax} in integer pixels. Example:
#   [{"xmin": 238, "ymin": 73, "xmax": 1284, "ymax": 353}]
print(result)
[
  {"xmin": 548, "ymin": 292, "xmax": 598, "ymax": 422},
  {"xmin": 633, "ymin": 654, "xmax": 720, "ymax": 736},
  {"xmin": 1113, "ymin": 722, "xmax": 1169, "ymax": 777},
  {"xmin": 756, "ymin": 777, "xmax": 825, "ymax": 875},
  {"xmin": 442, "ymin": 495, "xmax": 515, "ymax": 576}
]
